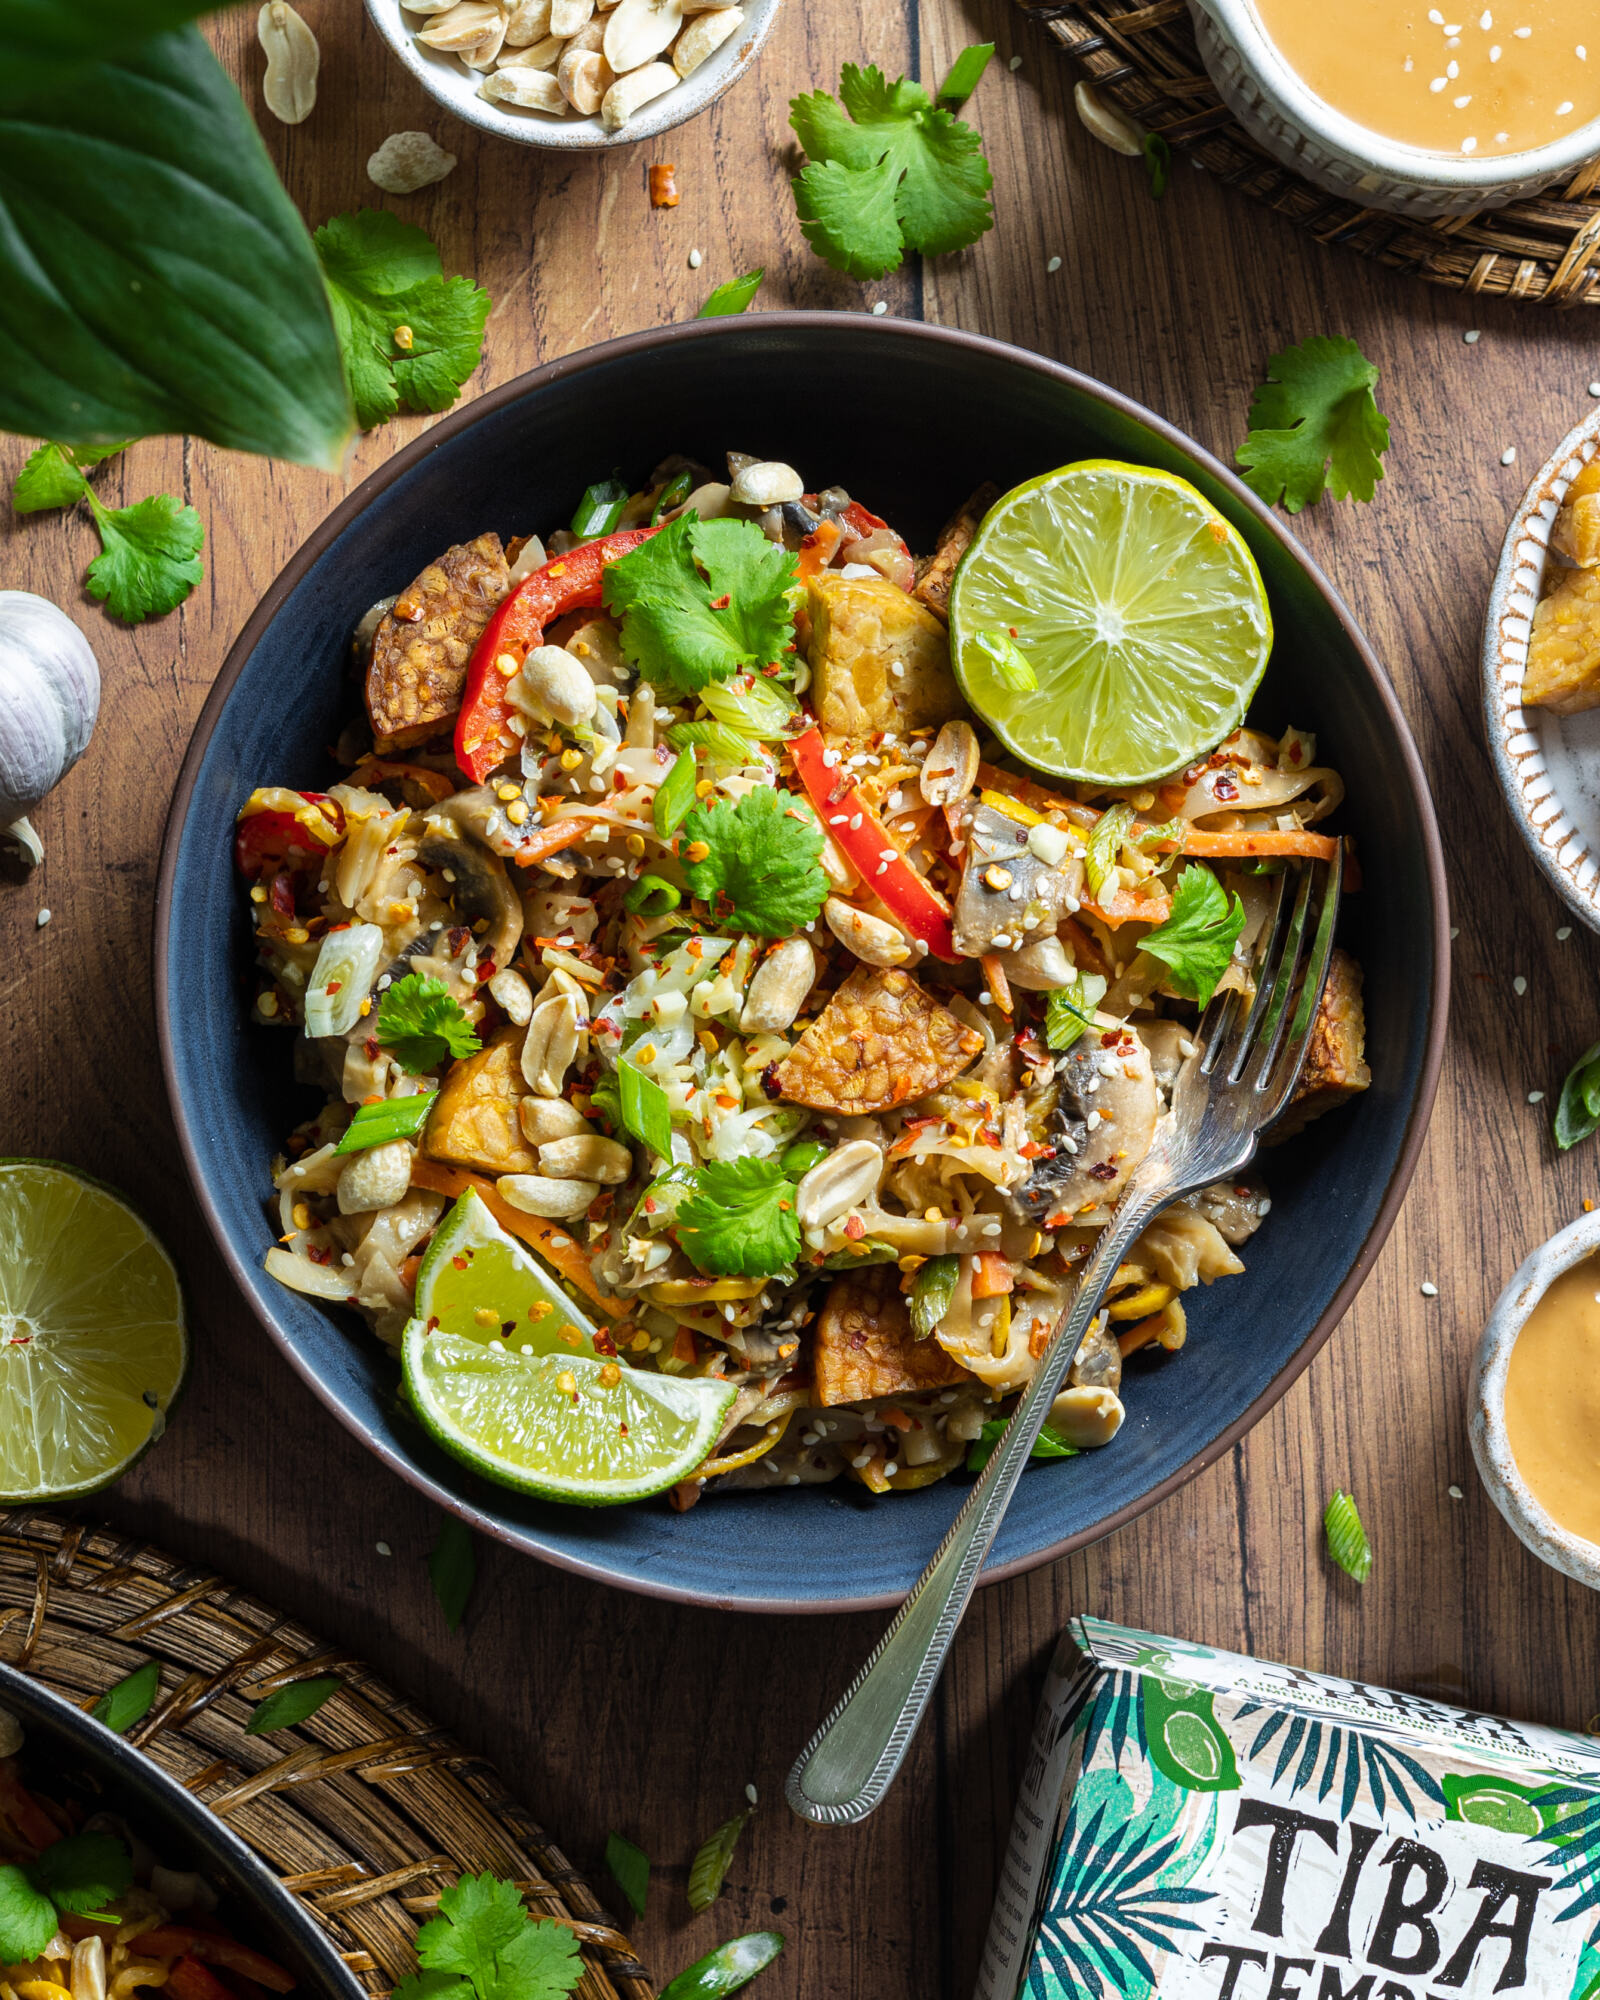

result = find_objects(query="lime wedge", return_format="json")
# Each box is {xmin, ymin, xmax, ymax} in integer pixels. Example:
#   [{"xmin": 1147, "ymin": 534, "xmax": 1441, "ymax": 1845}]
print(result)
[
  {"xmin": 947, "ymin": 461, "xmax": 1273, "ymax": 785},
  {"xmin": 403, "ymin": 1320, "xmax": 737, "ymax": 1506},
  {"xmin": 415, "ymin": 1190, "xmax": 599, "ymax": 1359},
  {"xmin": 0, "ymin": 1160, "xmax": 188, "ymax": 1502}
]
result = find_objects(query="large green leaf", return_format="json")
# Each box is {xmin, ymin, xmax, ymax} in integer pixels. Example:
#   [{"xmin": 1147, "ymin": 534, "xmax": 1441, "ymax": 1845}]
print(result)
[
  {"xmin": 0, "ymin": 1, "xmax": 219, "ymax": 110},
  {"xmin": 0, "ymin": 26, "xmax": 354, "ymax": 469}
]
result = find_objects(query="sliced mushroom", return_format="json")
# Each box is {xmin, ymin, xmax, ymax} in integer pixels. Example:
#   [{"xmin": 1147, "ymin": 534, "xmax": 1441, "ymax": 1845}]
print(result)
[
  {"xmin": 1067, "ymin": 1317, "xmax": 1122, "ymax": 1393},
  {"xmin": 1011, "ymin": 1025, "xmax": 1159, "ymax": 1224},
  {"xmin": 952, "ymin": 799, "xmax": 1084, "ymax": 957},
  {"xmin": 418, "ymin": 807, "xmax": 524, "ymax": 968}
]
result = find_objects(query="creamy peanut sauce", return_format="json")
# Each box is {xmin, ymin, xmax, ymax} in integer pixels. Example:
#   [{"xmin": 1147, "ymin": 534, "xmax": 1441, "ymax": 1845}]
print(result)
[
  {"xmin": 1248, "ymin": 0, "xmax": 1600, "ymax": 157},
  {"xmin": 1504, "ymin": 1254, "xmax": 1600, "ymax": 1544}
]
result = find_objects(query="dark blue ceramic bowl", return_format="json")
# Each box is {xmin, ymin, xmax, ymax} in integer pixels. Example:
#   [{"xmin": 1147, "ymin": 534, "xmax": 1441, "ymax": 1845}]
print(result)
[
  {"xmin": 0, "ymin": 1661, "xmax": 363, "ymax": 1998},
  {"xmin": 158, "ymin": 316, "xmax": 1448, "ymax": 1612}
]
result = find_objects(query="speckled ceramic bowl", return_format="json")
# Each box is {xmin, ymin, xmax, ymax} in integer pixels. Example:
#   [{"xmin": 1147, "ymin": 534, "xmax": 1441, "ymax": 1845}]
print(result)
[
  {"xmin": 362, "ymin": 0, "xmax": 781, "ymax": 151},
  {"xmin": 1188, "ymin": 0, "xmax": 1600, "ymax": 217},
  {"xmin": 1471, "ymin": 1211, "xmax": 1600, "ymax": 1592},
  {"xmin": 1483, "ymin": 404, "xmax": 1600, "ymax": 937}
]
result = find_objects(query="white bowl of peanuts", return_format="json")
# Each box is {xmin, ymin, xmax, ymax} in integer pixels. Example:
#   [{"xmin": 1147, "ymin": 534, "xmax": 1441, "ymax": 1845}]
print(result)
[{"xmin": 365, "ymin": 0, "xmax": 780, "ymax": 147}]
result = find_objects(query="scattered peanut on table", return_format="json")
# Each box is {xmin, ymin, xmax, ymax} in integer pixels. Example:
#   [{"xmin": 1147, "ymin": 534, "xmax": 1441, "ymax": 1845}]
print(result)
[{"xmin": 401, "ymin": 0, "xmax": 746, "ymax": 128}]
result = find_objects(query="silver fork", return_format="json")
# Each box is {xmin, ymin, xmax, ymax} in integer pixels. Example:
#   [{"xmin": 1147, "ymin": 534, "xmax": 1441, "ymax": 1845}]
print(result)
[{"xmin": 785, "ymin": 849, "xmax": 1344, "ymax": 1827}]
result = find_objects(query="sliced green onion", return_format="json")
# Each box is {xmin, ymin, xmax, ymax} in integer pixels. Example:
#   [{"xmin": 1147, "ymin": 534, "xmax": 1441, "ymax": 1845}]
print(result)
[
  {"xmin": 652, "ymin": 469, "xmax": 695, "ymax": 523},
  {"xmin": 687, "ymin": 1810, "xmax": 749, "ymax": 1912},
  {"xmin": 700, "ymin": 674, "xmax": 797, "ymax": 737},
  {"xmin": 1043, "ymin": 972, "xmax": 1108, "ymax": 1054},
  {"xmin": 571, "ymin": 477, "xmax": 629, "ymax": 540},
  {"xmin": 334, "ymin": 1092, "xmax": 437, "ymax": 1154},
  {"xmin": 668, "ymin": 718, "xmax": 757, "ymax": 767},
  {"xmin": 909, "ymin": 1254, "xmax": 960, "ymax": 1340},
  {"xmin": 620, "ymin": 1059, "xmax": 673, "ymax": 1159},
  {"xmin": 1084, "ymin": 802, "xmax": 1134, "ymax": 900},
  {"xmin": 1323, "ymin": 1489, "xmax": 1372, "ymax": 1583},
  {"xmin": 936, "ymin": 41, "xmax": 993, "ymax": 109},
  {"xmin": 653, "ymin": 749, "xmax": 699, "ymax": 840},
  {"xmin": 1133, "ymin": 815, "xmax": 1184, "ymax": 852},
  {"xmin": 623, "ymin": 873, "xmax": 682, "ymax": 917},
  {"xmin": 1143, "ymin": 131, "xmax": 1172, "ymax": 199},
  {"xmin": 779, "ymin": 1140, "xmax": 828, "ymax": 1177},
  {"xmin": 660, "ymin": 1933, "xmax": 784, "ymax": 2000},
  {"xmin": 304, "ymin": 922, "xmax": 384, "ymax": 1039},
  {"xmin": 972, "ymin": 626, "xmax": 1039, "ymax": 693},
  {"xmin": 698, "ymin": 269, "xmax": 764, "ymax": 318}
]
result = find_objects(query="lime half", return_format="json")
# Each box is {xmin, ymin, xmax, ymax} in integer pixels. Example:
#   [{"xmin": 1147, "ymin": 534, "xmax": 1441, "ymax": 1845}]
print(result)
[
  {"xmin": 0, "ymin": 1160, "xmax": 188, "ymax": 1502},
  {"xmin": 404, "ymin": 1320, "xmax": 737, "ymax": 1506},
  {"xmin": 416, "ymin": 1189, "xmax": 600, "ymax": 1359},
  {"xmin": 948, "ymin": 461, "xmax": 1273, "ymax": 785}
]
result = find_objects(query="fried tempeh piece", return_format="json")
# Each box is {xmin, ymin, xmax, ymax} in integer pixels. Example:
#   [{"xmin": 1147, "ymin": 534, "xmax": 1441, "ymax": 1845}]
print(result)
[
  {"xmin": 1271, "ymin": 948, "xmax": 1371, "ymax": 1140},
  {"xmin": 423, "ymin": 1029, "xmax": 540, "ymax": 1175},
  {"xmin": 774, "ymin": 965, "xmax": 984, "ymax": 1115},
  {"xmin": 913, "ymin": 480, "xmax": 998, "ymax": 622},
  {"xmin": 365, "ymin": 532, "xmax": 510, "ymax": 748},
  {"xmin": 813, "ymin": 1267, "xmax": 974, "ymax": 1406},
  {"xmin": 805, "ymin": 574, "xmax": 965, "ymax": 739}
]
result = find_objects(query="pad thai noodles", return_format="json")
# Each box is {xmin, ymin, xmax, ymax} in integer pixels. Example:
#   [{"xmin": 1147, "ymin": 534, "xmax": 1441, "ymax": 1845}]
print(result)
[
  {"xmin": 236, "ymin": 451, "xmax": 1369, "ymax": 1506},
  {"xmin": 0, "ymin": 1736, "xmax": 295, "ymax": 2000}
]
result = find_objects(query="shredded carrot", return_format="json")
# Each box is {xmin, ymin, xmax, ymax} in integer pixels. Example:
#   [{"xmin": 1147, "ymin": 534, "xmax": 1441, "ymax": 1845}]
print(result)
[
  {"xmin": 1081, "ymin": 889, "xmax": 1172, "ymax": 928},
  {"xmin": 971, "ymin": 1252, "xmax": 1014, "ymax": 1299},
  {"xmin": 878, "ymin": 1405, "xmax": 914, "ymax": 1431},
  {"xmin": 513, "ymin": 815, "xmax": 601, "ymax": 865},
  {"xmin": 408, "ymin": 1157, "xmax": 623, "ymax": 1310},
  {"xmin": 797, "ymin": 518, "xmax": 843, "ymax": 578},
  {"xmin": 980, "ymin": 951, "xmax": 1013, "ymax": 1014},
  {"xmin": 1179, "ymin": 827, "xmax": 1338, "ymax": 861}
]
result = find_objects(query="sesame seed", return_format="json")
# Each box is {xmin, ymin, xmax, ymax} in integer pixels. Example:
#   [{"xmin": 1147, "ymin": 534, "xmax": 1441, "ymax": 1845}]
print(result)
[
  {"xmin": 1580, "ymin": 44, "xmax": 1589, "ymax": 59},
  {"xmin": 1590, "ymin": 385, "xmax": 1600, "ymax": 398},
  {"xmin": 1450, "ymin": 926, "xmax": 1460, "ymax": 939},
  {"xmin": 1447, "ymin": 57, "xmax": 1459, "ymax": 74},
  {"xmin": 1461, "ymin": 134, "xmax": 1477, "ymax": 150},
  {"xmin": 1501, "ymin": 445, "xmax": 1516, "ymax": 464},
  {"xmin": 745, "ymin": 1782, "xmax": 759, "ymax": 1805},
  {"xmin": 1464, "ymin": 328, "xmax": 1480, "ymax": 342},
  {"xmin": 688, "ymin": 248, "xmax": 702, "ymax": 268},
  {"xmin": 1453, "ymin": 94, "xmax": 1471, "ymax": 107},
  {"xmin": 851, "ymin": 1452, "xmax": 871, "ymax": 1468},
  {"xmin": 1448, "ymin": 1484, "xmax": 1464, "ymax": 1500},
  {"xmin": 883, "ymin": 1462, "xmax": 899, "ymax": 1478},
  {"xmin": 871, "ymin": 300, "xmax": 888, "ymax": 316},
  {"xmin": 1513, "ymin": 975, "xmax": 1527, "ymax": 994},
  {"xmin": 35, "ymin": 908, "xmax": 50, "ymax": 927},
  {"xmin": 1420, "ymin": 1281, "xmax": 1439, "ymax": 1297},
  {"xmin": 376, "ymin": 1541, "xmax": 392, "ymax": 1556},
  {"xmin": 1008, "ymin": 53, "xmax": 1021, "ymax": 68},
  {"xmin": 1489, "ymin": 42, "xmax": 1501, "ymax": 56},
  {"xmin": 1514, "ymin": 23, "xmax": 1531, "ymax": 34},
  {"xmin": 1528, "ymin": 1090, "xmax": 1545, "ymax": 1104},
  {"xmin": 1430, "ymin": 75, "xmax": 1448, "ymax": 90},
  {"xmin": 1559, "ymin": 925, "xmax": 1574, "ymax": 939},
  {"xmin": 1558, "ymin": 100, "xmax": 1575, "ymax": 115},
  {"xmin": 1479, "ymin": 6, "xmax": 1491, "ymax": 22},
  {"xmin": 1046, "ymin": 255, "xmax": 1062, "ymax": 273},
  {"xmin": 1428, "ymin": 7, "xmax": 1442, "ymax": 20}
]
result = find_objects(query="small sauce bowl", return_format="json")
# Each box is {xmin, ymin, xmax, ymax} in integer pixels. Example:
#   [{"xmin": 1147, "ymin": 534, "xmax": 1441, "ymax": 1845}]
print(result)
[
  {"xmin": 1187, "ymin": 0, "xmax": 1600, "ymax": 218},
  {"xmin": 1471, "ymin": 1210, "xmax": 1600, "ymax": 1592}
]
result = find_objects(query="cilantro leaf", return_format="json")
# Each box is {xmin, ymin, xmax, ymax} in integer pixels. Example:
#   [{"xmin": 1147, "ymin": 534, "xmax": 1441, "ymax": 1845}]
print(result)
[
  {"xmin": 428, "ymin": 1515, "xmax": 477, "ymax": 1630},
  {"xmin": 12, "ymin": 443, "xmax": 204, "ymax": 625},
  {"xmin": 85, "ymin": 490, "xmax": 205, "ymax": 623},
  {"xmin": 11, "ymin": 440, "xmax": 126, "ymax": 515},
  {"xmin": 413, "ymin": 1874, "xmax": 583, "ymax": 2000},
  {"xmin": 604, "ymin": 513, "xmax": 797, "ymax": 698},
  {"xmin": 245, "ymin": 1674, "xmax": 341, "ymax": 1736},
  {"xmin": 1555, "ymin": 1041, "xmax": 1600, "ymax": 1150},
  {"xmin": 1236, "ymin": 336, "xmax": 1389, "ymax": 513},
  {"xmin": 675, "ymin": 1158, "xmax": 800, "ymax": 1278},
  {"xmin": 377, "ymin": 975, "xmax": 483, "ymax": 1075},
  {"xmin": 604, "ymin": 1833, "xmax": 649, "ymax": 1918},
  {"xmin": 679, "ymin": 789, "xmax": 825, "ymax": 937},
  {"xmin": 314, "ymin": 211, "xmax": 491, "ymax": 432},
  {"xmin": 32, "ymin": 1834, "xmax": 133, "ymax": 1915},
  {"xmin": 789, "ymin": 57, "xmax": 995, "ymax": 279},
  {"xmin": 1043, "ymin": 971, "xmax": 1108, "ymax": 1053},
  {"xmin": 966, "ymin": 1418, "xmax": 1079, "ymax": 1474},
  {"xmin": 1139, "ymin": 866, "xmax": 1246, "ymax": 1004},
  {"xmin": 0, "ymin": 1865, "xmax": 58, "ymax": 1964},
  {"xmin": 698, "ymin": 269, "xmax": 764, "ymax": 317},
  {"xmin": 91, "ymin": 1660, "xmax": 161, "ymax": 1734}
]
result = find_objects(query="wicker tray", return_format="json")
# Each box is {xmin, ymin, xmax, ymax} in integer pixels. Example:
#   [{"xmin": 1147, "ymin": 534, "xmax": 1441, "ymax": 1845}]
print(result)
[
  {"xmin": 0, "ymin": 1509, "xmax": 654, "ymax": 2000},
  {"xmin": 1025, "ymin": 0, "xmax": 1600, "ymax": 305}
]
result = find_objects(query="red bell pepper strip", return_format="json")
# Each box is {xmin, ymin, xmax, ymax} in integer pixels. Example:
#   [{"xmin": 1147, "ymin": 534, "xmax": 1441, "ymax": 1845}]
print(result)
[
  {"xmin": 454, "ymin": 527, "xmax": 661, "ymax": 784},
  {"xmin": 233, "ymin": 793, "xmax": 343, "ymax": 879},
  {"xmin": 787, "ymin": 727, "xmax": 958, "ymax": 963},
  {"xmin": 134, "ymin": 1932, "xmax": 295, "ymax": 1992},
  {"xmin": 166, "ymin": 1959, "xmax": 238, "ymax": 2000},
  {"xmin": 0, "ymin": 1760, "xmax": 65, "ymax": 1849}
]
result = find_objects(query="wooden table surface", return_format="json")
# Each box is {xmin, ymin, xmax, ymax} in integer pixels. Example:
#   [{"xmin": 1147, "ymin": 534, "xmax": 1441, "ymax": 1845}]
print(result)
[{"xmin": 9, "ymin": 1, "xmax": 1600, "ymax": 1993}]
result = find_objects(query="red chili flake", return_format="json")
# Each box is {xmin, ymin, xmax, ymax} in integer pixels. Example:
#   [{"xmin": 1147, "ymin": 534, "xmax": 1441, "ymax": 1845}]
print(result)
[
  {"xmin": 1212, "ymin": 774, "xmax": 1240, "ymax": 803},
  {"xmin": 1100, "ymin": 1030, "xmax": 1121, "ymax": 1046},
  {"xmin": 1088, "ymin": 1161, "xmax": 1118, "ymax": 1182},
  {"xmin": 475, "ymin": 960, "xmax": 496, "ymax": 982},
  {"xmin": 710, "ymin": 593, "xmax": 731, "ymax": 610},
  {"xmin": 760, "ymin": 1062, "xmax": 783, "ymax": 1100},
  {"xmin": 326, "ymin": 980, "xmax": 342, "ymax": 995},
  {"xmin": 648, "ymin": 162, "xmax": 680, "ymax": 207},
  {"xmin": 451, "ymin": 1254, "xmax": 469, "ymax": 1271},
  {"xmin": 1288, "ymin": 741, "xmax": 1304, "ymax": 764},
  {"xmin": 308, "ymin": 1244, "xmax": 333, "ymax": 1264},
  {"xmin": 1018, "ymin": 1141, "xmax": 1055, "ymax": 1161},
  {"xmin": 594, "ymin": 1327, "xmax": 618, "ymax": 1356},
  {"xmin": 364, "ymin": 1036, "xmax": 380, "ymax": 1060},
  {"xmin": 844, "ymin": 1214, "xmax": 866, "ymax": 1241},
  {"xmin": 644, "ymin": 1196, "xmax": 658, "ymax": 1214}
]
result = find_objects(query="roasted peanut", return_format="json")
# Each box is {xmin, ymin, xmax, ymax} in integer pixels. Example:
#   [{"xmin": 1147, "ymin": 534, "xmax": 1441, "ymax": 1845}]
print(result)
[
  {"xmin": 519, "ymin": 1096, "xmax": 594, "ymax": 1145},
  {"xmin": 539, "ymin": 1134, "xmax": 632, "ymax": 1183},
  {"xmin": 795, "ymin": 1139, "xmax": 884, "ymax": 1230},
  {"xmin": 919, "ymin": 719, "xmax": 979, "ymax": 806},
  {"xmin": 824, "ymin": 897, "xmax": 912, "ymax": 968},
  {"xmin": 673, "ymin": 5, "xmax": 741, "ymax": 76},
  {"xmin": 258, "ymin": 1, "xmax": 319, "ymax": 123},
  {"xmin": 498, "ymin": 1174, "xmax": 600, "ymax": 1219},
  {"xmin": 739, "ymin": 937, "xmax": 815, "ymax": 1033}
]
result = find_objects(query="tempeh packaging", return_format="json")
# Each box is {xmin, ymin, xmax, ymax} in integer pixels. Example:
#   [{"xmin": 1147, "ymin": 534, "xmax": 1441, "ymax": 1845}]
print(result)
[{"xmin": 976, "ymin": 1617, "xmax": 1600, "ymax": 2000}]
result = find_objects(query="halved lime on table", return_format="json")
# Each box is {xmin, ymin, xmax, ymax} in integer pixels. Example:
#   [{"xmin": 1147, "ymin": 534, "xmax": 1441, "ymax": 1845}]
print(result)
[
  {"xmin": 948, "ymin": 461, "xmax": 1273, "ymax": 786},
  {"xmin": 0, "ymin": 1160, "xmax": 188, "ymax": 1502},
  {"xmin": 405, "ymin": 1192, "xmax": 737, "ymax": 1505}
]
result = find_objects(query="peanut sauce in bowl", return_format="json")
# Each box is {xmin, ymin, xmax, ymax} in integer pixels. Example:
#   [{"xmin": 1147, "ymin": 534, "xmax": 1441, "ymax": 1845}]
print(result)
[{"xmin": 1503, "ymin": 1253, "xmax": 1600, "ymax": 1544}]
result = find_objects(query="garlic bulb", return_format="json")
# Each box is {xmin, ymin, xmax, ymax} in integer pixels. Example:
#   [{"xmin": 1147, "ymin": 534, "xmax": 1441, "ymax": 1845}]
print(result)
[{"xmin": 0, "ymin": 591, "xmax": 100, "ymax": 868}]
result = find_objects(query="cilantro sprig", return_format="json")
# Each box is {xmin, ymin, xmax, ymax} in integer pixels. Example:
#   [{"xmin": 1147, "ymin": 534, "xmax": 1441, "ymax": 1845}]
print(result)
[
  {"xmin": 12, "ymin": 442, "xmax": 204, "ymax": 625},
  {"xmin": 603, "ymin": 513, "xmax": 798, "ymax": 698},
  {"xmin": 377, "ymin": 975, "xmax": 483, "ymax": 1075},
  {"xmin": 0, "ymin": 1834, "xmax": 134, "ymax": 1963},
  {"xmin": 1140, "ymin": 866, "xmax": 1245, "ymax": 1005},
  {"xmin": 1556, "ymin": 1041, "xmax": 1600, "ymax": 1150},
  {"xmin": 789, "ymin": 50, "xmax": 995, "ymax": 280},
  {"xmin": 393, "ymin": 1873, "xmax": 583, "ymax": 2000},
  {"xmin": 679, "ymin": 789, "xmax": 827, "ymax": 937},
  {"xmin": 1236, "ymin": 336, "xmax": 1389, "ymax": 514},
  {"xmin": 674, "ymin": 1158, "xmax": 802, "ymax": 1279},
  {"xmin": 314, "ymin": 211, "xmax": 491, "ymax": 433}
]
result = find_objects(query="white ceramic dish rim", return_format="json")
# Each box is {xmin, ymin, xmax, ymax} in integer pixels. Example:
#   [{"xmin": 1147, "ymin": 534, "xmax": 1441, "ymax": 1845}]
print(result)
[
  {"xmin": 1197, "ymin": 0, "xmax": 1600, "ymax": 193},
  {"xmin": 1482, "ymin": 403, "xmax": 1600, "ymax": 937},
  {"xmin": 1470, "ymin": 1210, "xmax": 1600, "ymax": 1591},
  {"xmin": 362, "ymin": 0, "xmax": 780, "ymax": 151}
]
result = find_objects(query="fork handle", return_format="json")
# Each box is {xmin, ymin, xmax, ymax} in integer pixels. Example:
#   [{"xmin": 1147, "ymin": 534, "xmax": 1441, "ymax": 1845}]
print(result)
[{"xmin": 784, "ymin": 1187, "xmax": 1166, "ymax": 1827}]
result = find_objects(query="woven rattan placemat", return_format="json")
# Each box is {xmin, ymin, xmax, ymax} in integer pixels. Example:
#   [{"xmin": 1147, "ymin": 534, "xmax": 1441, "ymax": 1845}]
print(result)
[
  {"xmin": 0, "ymin": 1509, "xmax": 654, "ymax": 2000},
  {"xmin": 1025, "ymin": 0, "xmax": 1600, "ymax": 305}
]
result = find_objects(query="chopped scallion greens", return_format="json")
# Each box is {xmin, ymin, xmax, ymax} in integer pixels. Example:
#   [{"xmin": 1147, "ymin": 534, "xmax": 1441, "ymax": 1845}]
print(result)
[
  {"xmin": 653, "ymin": 749, "xmax": 699, "ymax": 840},
  {"xmin": 619, "ymin": 1060, "xmax": 673, "ymax": 1160},
  {"xmin": 1323, "ymin": 1489, "xmax": 1372, "ymax": 1583},
  {"xmin": 623, "ymin": 873, "xmax": 682, "ymax": 917},
  {"xmin": 698, "ymin": 269, "xmax": 764, "ymax": 317},
  {"xmin": 334, "ymin": 1092, "xmax": 437, "ymax": 1154},
  {"xmin": 571, "ymin": 477, "xmax": 629, "ymax": 540},
  {"xmin": 652, "ymin": 469, "xmax": 695, "ymax": 522},
  {"xmin": 909, "ymin": 1255, "xmax": 959, "ymax": 1340}
]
